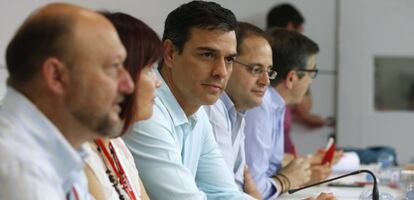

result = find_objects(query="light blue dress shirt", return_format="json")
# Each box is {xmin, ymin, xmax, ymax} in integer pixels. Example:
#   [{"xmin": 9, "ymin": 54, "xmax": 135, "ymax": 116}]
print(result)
[
  {"xmin": 123, "ymin": 72, "xmax": 250, "ymax": 200},
  {"xmin": 0, "ymin": 87, "xmax": 92, "ymax": 200},
  {"xmin": 244, "ymin": 87, "xmax": 286, "ymax": 200},
  {"xmin": 204, "ymin": 92, "xmax": 247, "ymax": 191}
]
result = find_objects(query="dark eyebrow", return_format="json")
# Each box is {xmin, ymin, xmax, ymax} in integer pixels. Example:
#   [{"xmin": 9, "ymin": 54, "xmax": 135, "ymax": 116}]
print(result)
[
  {"xmin": 227, "ymin": 53, "xmax": 238, "ymax": 58},
  {"xmin": 196, "ymin": 47, "xmax": 238, "ymax": 57},
  {"xmin": 196, "ymin": 47, "xmax": 218, "ymax": 52},
  {"xmin": 250, "ymin": 63, "xmax": 274, "ymax": 71},
  {"xmin": 251, "ymin": 63, "xmax": 264, "ymax": 67},
  {"xmin": 243, "ymin": 63, "xmax": 266, "ymax": 68}
]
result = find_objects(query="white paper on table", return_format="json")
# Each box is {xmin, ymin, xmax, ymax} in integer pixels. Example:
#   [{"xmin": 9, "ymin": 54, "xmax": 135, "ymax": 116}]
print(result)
[{"xmin": 332, "ymin": 152, "xmax": 360, "ymax": 173}]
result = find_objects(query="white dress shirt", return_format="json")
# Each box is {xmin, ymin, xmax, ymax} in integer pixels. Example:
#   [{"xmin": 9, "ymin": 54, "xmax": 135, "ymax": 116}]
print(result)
[
  {"xmin": 204, "ymin": 92, "xmax": 247, "ymax": 191},
  {"xmin": 0, "ymin": 87, "xmax": 93, "ymax": 200}
]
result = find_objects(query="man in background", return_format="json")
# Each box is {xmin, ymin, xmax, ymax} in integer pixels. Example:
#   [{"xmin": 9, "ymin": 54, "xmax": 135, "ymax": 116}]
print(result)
[
  {"xmin": 206, "ymin": 22, "xmax": 334, "ymax": 200},
  {"xmin": 267, "ymin": 3, "xmax": 329, "ymax": 156},
  {"xmin": 244, "ymin": 28, "xmax": 331, "ymax": 199},
  {"xmin": 205, "ymin": 22, "xmax": 275, "ymax": 199},
  {"xmin": 267, "ymin": 3, "xmax": 305, "ymax": 33}
]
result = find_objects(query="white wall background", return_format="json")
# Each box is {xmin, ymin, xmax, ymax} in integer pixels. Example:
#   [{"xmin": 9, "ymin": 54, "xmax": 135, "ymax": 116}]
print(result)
[
  {"xmin": 337, "ymin": 0, "xmax": 414, "ymax": 164},
  {"xmin": 0, "ymin": 0, "xmax": 412, "ymax": 163}
]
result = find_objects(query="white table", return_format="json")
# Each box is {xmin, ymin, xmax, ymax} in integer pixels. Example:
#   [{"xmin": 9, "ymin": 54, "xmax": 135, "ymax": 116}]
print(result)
[
  {"xmin": 278, "ymin": 184, "xmax": 400, "ymax": 199},
  {"xmin": 278, "ymin": 168, "xmax": 401, "ymax": 200}
]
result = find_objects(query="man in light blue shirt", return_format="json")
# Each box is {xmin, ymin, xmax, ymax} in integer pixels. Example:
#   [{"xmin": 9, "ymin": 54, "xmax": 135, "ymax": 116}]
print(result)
[
  {"xmin": 205, "ymin": 22, "xmax": 275, "ymax": 199},
  {"xmin": 245, "ymin": 29, "xmax": 331, "ymax": 199},
  {"xmin": 123, "ymin": 1, "xmax": 251, "ymax": 199},
  {"xmin": 0, "ymin": 3, "xmax": 134, "ymax": 199}
]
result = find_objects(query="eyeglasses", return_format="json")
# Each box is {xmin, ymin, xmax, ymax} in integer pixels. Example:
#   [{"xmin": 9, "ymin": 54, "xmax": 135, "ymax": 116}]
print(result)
[
  {"xmin": 295, "ymin": 69, "xmax": 318, "ymax": 79},
  {"xmin": 233, "ymin": 60, "xmax": 277, "ymax": 80}
]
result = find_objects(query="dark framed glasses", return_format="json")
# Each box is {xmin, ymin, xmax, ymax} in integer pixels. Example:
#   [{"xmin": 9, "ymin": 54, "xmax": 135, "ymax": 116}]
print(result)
[
  {"xmin": 233, "ymin": 60, "xmax": 277, "ymax": 80},
  {"xmin": 295, "ymin": 69, "xmax": 318, "ymax": 79}
]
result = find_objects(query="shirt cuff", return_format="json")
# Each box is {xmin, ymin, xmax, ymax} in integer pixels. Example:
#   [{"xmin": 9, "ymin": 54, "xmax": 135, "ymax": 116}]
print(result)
[{"xmin": 262, "ymin": 178, "xmax": 280, "ymax": 199}]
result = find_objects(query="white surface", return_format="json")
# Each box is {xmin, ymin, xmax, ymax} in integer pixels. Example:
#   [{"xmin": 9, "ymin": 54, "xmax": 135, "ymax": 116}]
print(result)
[
  {"xmin": 332, "ymin": 152, "xmax": 361, "ymax": 173},
  {"xmin": 279, "ymin": 165, "xmax": 401, "ymax": 200},
  {"xmin": 279, "ymin": 185, "xmax": 400, "ymax": 200},
  {"xmin": 0, "ymin": 67, "xmax": 7, "ymax": 102},
  {"xmin": 337, "ymin": 0, "xmax": 414, "ymax": 164}
]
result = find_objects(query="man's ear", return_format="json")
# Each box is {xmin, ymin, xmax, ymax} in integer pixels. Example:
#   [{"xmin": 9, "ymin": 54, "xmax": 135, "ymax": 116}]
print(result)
[
  {"xmin": 285, "ymin": 70, "xmax": 296, "ymax": 90},
  {"xmin": 42, "ymin": 57, "xmax": 68, "ymax": 95},
  {"xmin": 163, "ymin": 39, "xmax": 177, "ymax": 68},
  {"xmin": 286, "ymin": 22, "xmax": 296, "ymax": 31}
]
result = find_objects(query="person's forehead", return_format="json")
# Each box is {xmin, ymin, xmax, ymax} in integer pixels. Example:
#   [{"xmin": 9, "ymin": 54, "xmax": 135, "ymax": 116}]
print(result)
[
  {"xmin": 306, "ymin": 54, "xmax": 317, "ymax": 69},
  {"xmin": 184, "ymin": 27, "xmax": 237, "ymax": 53},
  {"xmin": 71, "ymin": 17, "xmax": 126, "ymax": 61},
  {"xmin": 241, "ymin": 36, "xmax": 271, "ymax": 54},
  {"xmin": 239, "ymin": 37, "xmax": 272, "ymax": 64}
]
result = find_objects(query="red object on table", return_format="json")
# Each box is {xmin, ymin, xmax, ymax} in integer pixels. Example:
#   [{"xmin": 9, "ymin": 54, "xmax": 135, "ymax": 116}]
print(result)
[{"xmin": 321, "ymin": 138, "xmax": 335, "ymax": 165}]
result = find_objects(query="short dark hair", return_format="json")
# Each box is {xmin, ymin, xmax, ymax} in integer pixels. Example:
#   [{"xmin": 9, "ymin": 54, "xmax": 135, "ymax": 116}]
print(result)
[
  {"xmin": 102, "ymin": 12, "xmax": 162, "ymax": 133},
  {"xmin": 236, "ymin": 22, "xmax": 271, "ymax": 55},
  {"xmin": 266, "ymin": 3, "xmax": 304, "ymax": 30},
  {"xmin": 162, "ymin": 0, "xmax": 237, "ymax": 53},
  {"xmin": 6, "ymin": 15, "xmax": 73, "ymax": 85},
  {"xmin": 268, "ymin": 28, "xmax": 319, "ymax": 86}
]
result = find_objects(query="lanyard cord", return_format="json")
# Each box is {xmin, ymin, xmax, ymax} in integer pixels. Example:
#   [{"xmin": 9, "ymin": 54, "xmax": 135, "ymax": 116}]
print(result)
[
  {"xmin": 95, "ymin": 139, "xmax": 137, "ymax": 200},
  {"xmin": 66, "ymin": 186, "xmax": 79, "ymax": 200}
]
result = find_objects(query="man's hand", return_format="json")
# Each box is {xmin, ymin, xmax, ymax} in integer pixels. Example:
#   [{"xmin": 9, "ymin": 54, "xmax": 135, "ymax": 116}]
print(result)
[
  {"xmin": 243, "ymin": 166, "xmax": 262, "ymax": 200},
  {"xmin": 278, "ymin": 157, "xmax": 311, "ymax": 189},
  {"xmin": 282, "ymin": 153, "xmax": 295, "ymax": 167},
  {"xmin": 310, "ymin": 150, "xmax": 344, "ymax": 165},
  {"xmin": 304, "ymin": 192, "xmax": 336, "ymax": 200},
  {"xmin": 331, "ymin": 150, "xmax": 344, "ymax": 165},
  {"xmin": 307, "ymin": 164, "xmax": 331, "ymax": 184}
]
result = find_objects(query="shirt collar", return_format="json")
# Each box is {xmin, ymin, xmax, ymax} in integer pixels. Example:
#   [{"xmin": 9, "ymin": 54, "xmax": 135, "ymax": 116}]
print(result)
[
  {"xmin": 155, "ymin": 70, "xmax": 194, "ymax": 127},
  {"xmin": 2, "ymin": 87, "xmax": 86, "ymax": 187},
  {"xmin": 267, "ymin": 87, "xmax": 286, "ymax": 110},
  {"xmin": 220, "ymin": 92, "xmax": 236, "ymax": 113},
  {"xmin": 220, "ymin": 92, "xmax": 246, "ymax": 125}
]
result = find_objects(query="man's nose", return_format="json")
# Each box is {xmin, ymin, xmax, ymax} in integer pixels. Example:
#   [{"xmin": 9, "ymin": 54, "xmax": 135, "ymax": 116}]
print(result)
[
  {"xmin": 119, "ymin": 68, "xmax": 135, "ymax": 94},
  {"xmin": 212, "ymin": 58, "xmax": 232, "ymax": 79}
]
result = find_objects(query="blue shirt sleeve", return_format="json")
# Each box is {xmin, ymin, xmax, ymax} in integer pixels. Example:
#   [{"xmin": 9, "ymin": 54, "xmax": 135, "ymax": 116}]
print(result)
[
  {"xmin": 123, "ymin": 104, "xmax": 207, "ymax": 200},
  {"xmin": 244, "ymin": 105, "xmax": 280, "ymax": 200}
]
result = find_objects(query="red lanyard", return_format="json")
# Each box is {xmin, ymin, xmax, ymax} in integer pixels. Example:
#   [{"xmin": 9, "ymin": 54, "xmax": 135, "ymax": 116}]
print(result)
[
  {"xmin": 72, "ymin": 187, "xmax": 79, "ymax": 200},
  {"xmin": 67, "ymin": 186, "xmax": 79, "ymax": 200},
  {"xmin": 95, "ymin": 139, "xmax": 137, "ymax": 200}
]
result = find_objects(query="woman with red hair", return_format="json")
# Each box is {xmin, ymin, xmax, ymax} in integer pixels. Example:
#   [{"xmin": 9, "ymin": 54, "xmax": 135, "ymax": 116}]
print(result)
[{"xmin": 84, "ymin": 12, "xmax": 162, "ymax": 200}]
